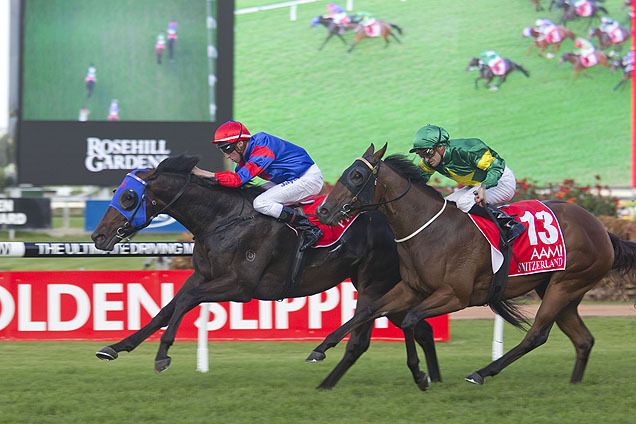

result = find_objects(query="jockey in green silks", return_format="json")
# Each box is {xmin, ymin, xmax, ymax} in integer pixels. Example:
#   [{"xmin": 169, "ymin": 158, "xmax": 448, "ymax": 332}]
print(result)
[{"xmin": 410, "ymin": 124, "xmax": 526, "ymax": 245}]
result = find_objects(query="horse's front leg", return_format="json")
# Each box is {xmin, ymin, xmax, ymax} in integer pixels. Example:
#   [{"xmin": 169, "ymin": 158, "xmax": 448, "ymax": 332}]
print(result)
[
  {"xmin": 306, "ymin": 281, "xmax": 421, "ymax": 362},
  {"xmin": 318, "ymin": 33, "xmax": 335, "ymax": 51},
  {"xmin": 154, "ymin": 272, "xmax": 245, "ymax": 373},
  {"xmin": 96, "ymin": 272, "xmax": 204, "ymax": 361}
]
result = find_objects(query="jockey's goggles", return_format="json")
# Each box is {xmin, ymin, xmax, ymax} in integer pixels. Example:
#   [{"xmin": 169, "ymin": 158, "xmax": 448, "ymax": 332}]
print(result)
[
  {"xmin": 218, "ymin": 142, "xmax": 237, "ymax": 154},
  {"xmin": 422, "ymin": 148, "xmax": 436, "ymax": 158}
]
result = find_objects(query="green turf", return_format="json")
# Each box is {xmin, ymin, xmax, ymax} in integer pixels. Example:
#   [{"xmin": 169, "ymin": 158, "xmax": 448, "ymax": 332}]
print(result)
[
  {"xmin": 21, "ymin": 0, "xmax": 210, "ymax": 121},
  {"xmin": 233, "ymin": 0, "xmax": 631, "ymax": 187},
  {"xmin": 1, "ymin": 317, "xmax": 635, "ymax": 423}
]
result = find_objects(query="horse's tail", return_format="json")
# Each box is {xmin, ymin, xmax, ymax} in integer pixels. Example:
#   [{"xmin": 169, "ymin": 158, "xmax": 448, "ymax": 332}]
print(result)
[
  {"xmin": 390, "ymin": 24, "xmax": 403, "ymax": 35},
  {"xmin": 609, "ymin": 232, "xmax": 636, "ymax": 274},
  {"xmin": 565, "ymin": 29, "xmax": 576, "ymax": 40},
  {"xmin": 490, "ymin": 300, "xmax": 531, "ymax": 330},
  {"xmin": 599, "ymin": 6, "xmax": 608, "ymax": 15},
  {"xmin": 514, "ymin": 62, "xmax": 530, "ymax": 78}
]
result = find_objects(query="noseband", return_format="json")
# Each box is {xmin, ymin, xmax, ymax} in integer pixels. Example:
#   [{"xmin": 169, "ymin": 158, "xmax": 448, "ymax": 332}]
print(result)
[
  {"xmin": 115, "ymin": 173, "xmax": 192, "ymax": 240},
  {"xmin": 336, "ymin": 157, "xmax": 411, "ymax": 218}
]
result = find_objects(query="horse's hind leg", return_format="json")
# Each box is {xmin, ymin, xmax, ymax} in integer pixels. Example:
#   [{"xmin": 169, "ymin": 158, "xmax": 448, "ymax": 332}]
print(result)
[
  {"xmin": 96, "ymin": 272, "xmax": 203, "ymax": 362},
  {"xmin": 465, "ymin": 282, "xmax": 576, "ymax": 385},
  {"xmin": 389, "ymin": 33, "xmax": 401, "ymax": 44},
  {"xmin": 553, "ymin": 299, "xmax": 594, "ymax": 383}
]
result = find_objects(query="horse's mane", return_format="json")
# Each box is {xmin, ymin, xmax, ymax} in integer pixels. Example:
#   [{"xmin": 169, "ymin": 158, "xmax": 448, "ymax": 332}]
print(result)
[
  {"xmin": 383, "ymin": 154, "xmax": 443, "ymax": 199},
  {"xmin": 155, "ymin": 154, "xmax": 265, "ymax": 198},
  {"xmin": 156, "ymin": 154, "xmax": 200, "ymax": 174}
]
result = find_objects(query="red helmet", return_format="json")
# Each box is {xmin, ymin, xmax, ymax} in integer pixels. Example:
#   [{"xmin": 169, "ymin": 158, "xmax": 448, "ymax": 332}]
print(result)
[{"xmin": 212, "ymin": 121, "xmax": 251, "ymax": 153}]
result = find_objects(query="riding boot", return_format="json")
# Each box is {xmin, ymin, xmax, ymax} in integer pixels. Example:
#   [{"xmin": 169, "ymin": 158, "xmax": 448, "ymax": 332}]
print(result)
[
  {"xmin": 469, "ymin": 204, "xmax": 526, "ymax": 245},
  {"xmin": 278, "ymin": 206, "xmax": 324, "ymax": 251}
]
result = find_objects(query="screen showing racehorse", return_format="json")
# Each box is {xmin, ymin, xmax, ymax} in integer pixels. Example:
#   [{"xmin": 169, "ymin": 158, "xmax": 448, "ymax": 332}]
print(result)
[{"xmin": 16, "ymin": 0, "xmax": 233, "ymax": 186}]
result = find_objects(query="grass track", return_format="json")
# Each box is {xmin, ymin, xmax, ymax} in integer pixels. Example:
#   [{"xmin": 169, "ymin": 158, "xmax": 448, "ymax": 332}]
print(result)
[
  {"xmin": 234, "ymin": 0, "xmax": 631, "ymax": 186},
  {"xmin": 1, "ymin": 318, "xmax": 635, "ymax": 423}
]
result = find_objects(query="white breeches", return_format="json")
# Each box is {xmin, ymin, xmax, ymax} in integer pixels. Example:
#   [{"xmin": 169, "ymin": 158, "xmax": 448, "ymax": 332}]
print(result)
[
  {"xmin": 445, "ymin": 167, "xmax": 517, "ymax": 212},
  {"xmin": 253, "ymin": 164, "xmax": 324, "ymax": 218}
]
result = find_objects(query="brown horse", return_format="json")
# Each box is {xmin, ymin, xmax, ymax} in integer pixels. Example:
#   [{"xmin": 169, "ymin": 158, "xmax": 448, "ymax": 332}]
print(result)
[
  {"xmin": 559, "ymin": 51, "xmax": 610, "ymax": 78},
  {"xmin": 523, "ymin": 26, "xmax": 576, "ymax": 58},
  {"xmin": 309, "ymin": 144, "xmax": 636, "ymax": 387},
  {"xmin": 344, "ymin": 20, "xmax": 402, "ymax": 54},
  {"xmin": 466, "ymin": 57, "xmax": 530, "ymax": 90},
  {"xmin": 588, "ymin": 27, "xmax": 631, "ymax": 50}
]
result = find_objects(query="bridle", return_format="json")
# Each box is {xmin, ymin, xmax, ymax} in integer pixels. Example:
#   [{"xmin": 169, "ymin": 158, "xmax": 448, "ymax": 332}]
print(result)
[
  {"xmin": 335, "ymin": 156, "xmax": 412, "ymax": 218},
  {"xmin": 115, "ymin": 172, "xmax": 192, "ymax": 240}
]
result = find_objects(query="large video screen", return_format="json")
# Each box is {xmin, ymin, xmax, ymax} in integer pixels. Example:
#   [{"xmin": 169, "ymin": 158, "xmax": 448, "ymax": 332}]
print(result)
[{"xmin": 16, "ymin": 0, "xmax": 234, "ymax": 186}]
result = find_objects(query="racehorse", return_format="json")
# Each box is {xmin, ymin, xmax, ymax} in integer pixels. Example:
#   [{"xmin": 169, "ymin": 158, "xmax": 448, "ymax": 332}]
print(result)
[
  {"xmin": 611, "ymin": 54, "xmax": 632, "ymax": 91},
  {"xmin": 466, "ymin": 57, "xmax": 530, "ymax": 90},
  {"xmin": 344, "ymin": 20, "xmax": 403, "ymax": 54},
  {"xmin": 560, "ymin": 0, "xmax": 608, "ymax": 27},
  {"xmin": 559, "ymin": 51, "xmax": 610, "ymax": 78},
  {"xmin": 309, "ymin": 144, "xmax": 636, "ymax": 387},
  {"xmin": 530, "ymin": 0, "xmax": 544, "ymax": 11},
  {"xmin": 523, "ymin": 26, "xmax": 576, "ymax": 58},
  {"xmin": 91, "ymin": 155, "xmax": 440, "ymax": 391},
  {"xmin": 155, "ymin": 41, "xmax": 165, "ymax": 65},
  {"xmin": 588, "ymin": 26, "xmax": 631, "ymax": 50},
  {"xmin": 311, "ymin": 15, "xmax": 353, "ymax": 51},
  {"xmin": 85, "ymin": 79, "xmax": 95, "ymax": 98}
]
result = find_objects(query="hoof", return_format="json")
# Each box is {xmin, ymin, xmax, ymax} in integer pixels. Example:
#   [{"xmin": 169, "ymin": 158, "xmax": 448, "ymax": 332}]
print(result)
[
  {"xmin": 465, "ymin": 372, "xmax": 484, "ymax": 385},
  {"xmin": 154, "ymin": 357, "xmax": 172, "ymax": 373},
  {"xmin": 315, "ymin": 382, "xmax": 333, "ymax": 391},
  {"xmin": 414, "ymin": 371, "xmax": 430, "ymax": 391},
  {"xmin": 96, "ymin": 346, "xmax": 118, "ymax": 361},
  {"xmin": 305, "ymin": 351, "xmax": 326, "ymax": 362}
]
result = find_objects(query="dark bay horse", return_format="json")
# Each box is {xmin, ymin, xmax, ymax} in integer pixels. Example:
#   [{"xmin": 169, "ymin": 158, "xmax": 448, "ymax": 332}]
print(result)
[
  {"xmin": 311, "ymin": 15, "xmax": 352, "ymax": 51},
  {"xmin": 310, "ymin": 144, "xmax": 636, "ymax": 387},
  {"xmin": 588, "ymin": 27, "xmax": 631, "ymax": 50},
  {"xmin": 561, "ymin": 0, "xmax": 608, "ymax": 26},
  {"xmin": 559, "ymin": 51, "xmax": 610, "ymax": 78},
  {"xmin": 611, "ymin": 54, "xmax": 632, "ymax": 91},
  {"xmin": 85, "ymin": 79, "xmax": 95, "ymax": 98},
  {"xmin": 523, "ymin": 26, "xmax": 576, "ymax": 58},
  {"xmin": 344, "ymin": 20, "xmax": 403, "ymax": 54},
  {"xmin": 91, "ymin": 155, "xmax": 440, "ymax": 391},
  {"xmin": 466, "ymin": 57, "xmax": 530, "ymax": 90}
]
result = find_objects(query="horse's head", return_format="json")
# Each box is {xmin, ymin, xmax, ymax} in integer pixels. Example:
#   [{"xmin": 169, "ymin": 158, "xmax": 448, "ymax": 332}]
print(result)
[
  {"xmin": 317, "ymin": 143, "xmax": 387, "ymax": 226},
  {"xmin": 559, "ymin": 52, "xmax": 574, "ymax": 64},
  {"xmin": 91, "ymin": 154, "xmax": 200, "ymax": 251},
  {"xmin": 466, "ymin": 58, "xmax": 480, "ymax": 71}
]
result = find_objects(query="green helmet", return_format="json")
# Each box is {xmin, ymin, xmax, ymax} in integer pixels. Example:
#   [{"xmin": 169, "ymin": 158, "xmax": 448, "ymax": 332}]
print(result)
[{"xmin": 410, "ymin": 125, "xmax": 450, "ymax": 153}]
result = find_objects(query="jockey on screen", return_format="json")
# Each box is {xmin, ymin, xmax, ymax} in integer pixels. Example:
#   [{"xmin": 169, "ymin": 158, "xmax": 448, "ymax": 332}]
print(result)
[
  {"xmin": 107, "ymin": 99, "xmax": 119, "ymax": 121},
  {"xmin": 574, "ymin": 37, "xmax": 597, "ymax": 66},
  {"xmin": 192, "ymin": 121, "xmax": 325, "ymax": 251},
  {"xmin": 85, "ymin": 63, "xmax": 96, "ymax": 82}
]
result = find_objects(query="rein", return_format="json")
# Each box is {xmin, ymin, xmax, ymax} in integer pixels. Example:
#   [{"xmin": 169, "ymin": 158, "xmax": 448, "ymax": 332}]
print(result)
[{"xmin": 339, "ymin": 157, "xmax": 412, "ymax": 217}]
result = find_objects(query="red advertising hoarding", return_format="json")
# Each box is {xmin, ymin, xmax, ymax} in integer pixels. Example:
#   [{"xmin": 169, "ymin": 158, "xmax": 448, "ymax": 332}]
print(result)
[{"xmin": 0, "ymin": 271, "xmax": 449, "ymax": 342}]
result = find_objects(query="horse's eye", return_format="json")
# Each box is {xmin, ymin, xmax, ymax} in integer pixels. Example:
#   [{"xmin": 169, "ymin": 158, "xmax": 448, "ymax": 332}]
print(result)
[
  {"xmin": 118, "ymin": 189, "xmax": 139, "ymax": 211},
  {"xmin": 348, "ymin": 170, "xmax": 364, "ymax": 186}
]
